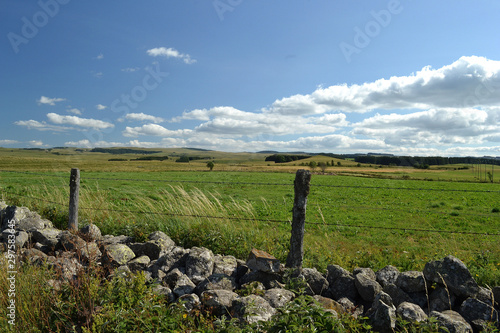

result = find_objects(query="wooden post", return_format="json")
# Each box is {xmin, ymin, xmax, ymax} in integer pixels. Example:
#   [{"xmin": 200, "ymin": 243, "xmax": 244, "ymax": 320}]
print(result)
[
  {"xmin": 68, "ymin": 168, "xmax": 80, "ymax": 231},
  {"xmin": 286, "ymin": 169, "xmax": 311, "ymax": 269}
]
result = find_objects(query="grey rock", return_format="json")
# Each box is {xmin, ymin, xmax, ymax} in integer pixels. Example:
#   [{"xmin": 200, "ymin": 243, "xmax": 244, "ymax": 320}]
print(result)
[
  {"xmin": 313, "ymin": 295, "xmax": 344, "ymax": 316},
  {"xmin": 397, "ymin": 302, "xmax": 428, "ymax": 322},
  {"xmin": 459, "ymin": 298, "xmax": 498, "ymax": 331},
  {"xmin": 366, "ymin": 292, "xmax": 396, "ymax": 333},
  {"xmin": 148, "ymin": 231, "xmax": 175, "ymax": 249},
  {"xmin": 476, "ymin": 286, "xmax": 495, "ymax": 306},
  {"xmin": 151, "ymin": 284, "xmax": 175, "ymax": 303},
  {"xmin": 423, "ymin": 255, "xmax": 479, "ymax": 299},
  {"xmin": 2, "ymin": 229, "xmax": 29, "ymax": 248},
  {"xmin": 263, "ymin": 288, "xmax": 294, "ymax": 308},
  {"xmin": 354, "ymin": 267, "xmax": 377, "ymax": 281},
  {"xmin": 128, "ymin": 232, "xmax": 174, "ymax": 260},
  {"xmin": 163, "ymin": 268, "xmax": 184, "ymax": 289},
  {"xmin": 201, "ymin": 289, "xmax": 239, "ymax": 317},
  {"xmin": 213, "ymin": 254, "xmax": 238, "ymax": 277},
  {"xmin": 232, "ymin": 295, "xmax": 276, "ymax": 324},
  {"xmin": 338, "ymin": 297, "xmax": 363, "ymax": 318},
  {"xmin": 396, "ymin": 271, "xmax": 426, "ymax": 293},
  {"xmin": 99, "ymin": 235, "xmax": 134, "ymax": 246},
  {"xmin": 355, "ymin": 272, "xmax": 383, "ymax": 302},
  {"xmin": 239, "ymin": 270, "xmax": 283, "ymax": 290},
  {"xmin": 49, "ymin": 252, "xmax": 83, "ymax": 281},
  {"xmin": 177, "ymin": 293, "xmax": 200, "ymax": 312},
  {"xmin": 128, "ymin": 255, "xmax": 151, "ymax": 272},
  {"xmin": 58, "ymin": 231, "xmax": 101, "ymax": 262},
  {"xmin": 383, "ymin": 283, "xmax": 412, "ymax": 307},
  {"xmin": 31, "ymin": 228, "xmax": 62, "ymax": 248},
  {"xmin": 326, "ymin": 264, "xmax": 359, "ymax": 301},
  {"xmin": 246, "ymin": 249, "xmax": 280, "ymax": 273},
  {"xmin": 194, "ymin": 273, "xmax": 238, "ymax": 296},
  {"xmin": 493, "ymin": 286, "xmax": 500, "ymax": 308},
  {"xmin": 172, "ymin": 274, "xmax": 196, "ymax": 298},
  {"xmin": 429, "ymin": 286, "xmax": 456, "ymax": 312},
  {"xmin": 101, "ymin": 243, "xmax": 135, "ymax": 268},
  {"xmin": 185, "ymin": 247, "xmax": 214, "ymax": 285},
  {"xmin": 1, "ymin": 206, "xmax": 53, "ymax": 232},
  {"xmin": 376, "ymin": 265, "xmax": 400, "ymax": 287},
  {"xmin": 158, "ymin": 246, "xmax": 189, "ymax": 273},
  {"xmin": 431, "ymin": 310, "xmax": 472, "ymax": 333},
  {"xmin": 301, "ymin": 267, "xmax": 329, "ymax": 296},
  {"xmin": 58, "ymin": 231, "xmax": 86, "ymax": 251},
  {"xmin": 79, "ymin": 224, "xmax": 102, "ymax": 241}
]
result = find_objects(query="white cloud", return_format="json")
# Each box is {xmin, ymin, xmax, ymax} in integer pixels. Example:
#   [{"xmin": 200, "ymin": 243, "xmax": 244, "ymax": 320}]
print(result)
[
  {"xmin": 121, "ymin": 67, "xmax": 140, "ymax": 72},
  {"xmin": 265, "ymin": 56, "xmax": 500, "ymax": 115},
  {"xmin": 47, "ymin": 113, "xmax": 114, "ymax": 129},
  {"xmin": 0, "ymin": 140, "xmax": 19, "ymax": 145},
  {"xmin": 64, "ymin": 139, "xmax": 124, "ymax": 148},
  {"xmin": 67, "ymin": 108, "xmax": 82, "ymax": 115},
  {"xmin": 123, "ymin": 113, "xmax": 165, "ymax": 123},
  {"xmin": 147, "ymin": 47, "xmax": 197, "ymax": 64},
  {"xmin": 353, "ymin": 107, "xmax": 499, "ymax": 147},
  {"xmin": 123, "ymin": 124, "xmax": 191, "ymax": 137},
  {"xmin": 174, "ymin": 106, "xmax": 347, "ymax": 137},
  {"xmin": 95, "ymin": 53, "xmax": 104, "ymax": 60},
  {"xmin": 29, "ymin": 140, "xmax": 45, "ymax": 147},
  {"xmin": 96, "ymin": 104, "xmax": 107, "ymax": 110},
  {"xmin": 37, "ymin": 96, "xmax": 66, "ymax": 106},
  {"xmin": 15, "ymin": 119, "xmax": 73, "ymax": 132}
]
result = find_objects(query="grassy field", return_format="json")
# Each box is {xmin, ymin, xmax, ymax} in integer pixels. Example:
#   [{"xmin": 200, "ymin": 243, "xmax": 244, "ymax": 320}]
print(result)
[{"xmin": 1, "ymin": 147, "xmax": 499, "ymax": 287}]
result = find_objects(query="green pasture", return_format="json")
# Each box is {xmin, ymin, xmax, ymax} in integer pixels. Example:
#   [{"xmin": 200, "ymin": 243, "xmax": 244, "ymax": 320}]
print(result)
[{"xmin": 1, "ymin": 163, "xmax": 499, "ymax": 286}]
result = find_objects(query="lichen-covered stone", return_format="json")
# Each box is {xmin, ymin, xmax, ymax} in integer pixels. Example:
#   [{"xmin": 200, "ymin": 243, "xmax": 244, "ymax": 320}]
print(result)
[
  {"xmin": 102, "ymin": 243, "xmax": 135, "ymax": 267},
  {"xmin": 423, "ymin": 256, "xmax": 479, "ymax": 299}
]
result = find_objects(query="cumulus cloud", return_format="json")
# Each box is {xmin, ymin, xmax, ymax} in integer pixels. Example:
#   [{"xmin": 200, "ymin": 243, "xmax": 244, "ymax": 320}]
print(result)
[
  {"xmin": 67, "ymin": 108, "xmax": 82, "ymax": 115},
  {"xmin": 173, "ymin": 106, "xmax": 347, "ymax": 137},
  {"xmin": 47, "ymin": 113, "xmax": 114, "ymax": 129},
  {"xmin": 122, "ymin": 124, "xmax": 192, "ymax": 137},
  {"xmin": 147, "ymin": 47, "xmax": 197, "ymax": 64},
  {"xmin": 123, "ymin": 113, "xmax": 165, "ymax": 123},
  {"xmin": 37, "ymin": 96, "xmax": 66, "ymax": 106},
  {"xmin": 64, "ymin": 139, "xmax": 124, "ymax": 148},
  {"xmin": 265, "ymin": 56, "xmax": 500, "ymax": 115},
  {"xmin": 96, "ymin": 104, "xmax": 107, "ymax": 110},
  {"xmin": 0, "ymin": 140, "xmax": 19, "ymax": 145},
  {"xmin": 353, "ymin": 107, "xmax": 499, "ymax": 146},
  {"xmin": 29, "ymin": 140, "xmax": 45, "ymax": 147},
  {"xmin": 15, "ymin": 119, "xmax": 73, "ymax": 132}
]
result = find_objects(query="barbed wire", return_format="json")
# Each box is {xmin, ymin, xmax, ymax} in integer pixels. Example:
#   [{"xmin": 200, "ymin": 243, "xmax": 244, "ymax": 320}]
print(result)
[
  {"xmin": 2, "ymin": 189, "xmax": 499, "ymax": 237},
  {"xmin": 310, "ymin": 183, "xmax": 500, "ymax": 193},
  {"xmin": 307, "ymin": 220, "xmax": 500, "ymax": 236},
  {"xmin": 2, "ymin": 169, "xmax": 498, "ymax": 193}
]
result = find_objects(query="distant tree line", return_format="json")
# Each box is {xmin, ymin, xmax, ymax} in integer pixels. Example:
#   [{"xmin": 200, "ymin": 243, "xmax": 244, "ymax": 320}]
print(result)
[
  {"xmin": 354, "ymin": 155, "xmax": 500, "ymax": 167},
  {"xmin": 91, "ymin": 148, "xmax": 161, "ymax": 155},
  {"xmin": 175, "ymin": 156, "xmax": 212, "ymax": 163},
  {"xmin": 265, "ymin": 154, "xmax": 310, "ymax": 163},
  {"xmin": 131, "ymin": 156, "xmax": 169, "ymax": 161}
]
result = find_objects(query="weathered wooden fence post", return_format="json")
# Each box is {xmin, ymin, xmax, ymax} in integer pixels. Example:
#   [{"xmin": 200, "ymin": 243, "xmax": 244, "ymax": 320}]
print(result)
[
  {"xmin": 68, "ymin": 168, "xmax": 80, "ymax": 231},
  {"xmin": 286, "ymin": 169, "xmax": 311, "ymax": 269}
]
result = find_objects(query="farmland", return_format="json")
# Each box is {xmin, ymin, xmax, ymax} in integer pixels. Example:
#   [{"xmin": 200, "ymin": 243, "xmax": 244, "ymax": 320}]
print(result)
[{"xmin": 1, "ymin": 147, "xmax": 499, "ymax": 286}]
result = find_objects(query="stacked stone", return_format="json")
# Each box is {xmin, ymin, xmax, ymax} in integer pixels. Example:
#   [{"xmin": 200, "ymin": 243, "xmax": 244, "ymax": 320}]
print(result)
[{"xmin": 1, "ymin": 203, "xmax": 499, "ymax": 331}]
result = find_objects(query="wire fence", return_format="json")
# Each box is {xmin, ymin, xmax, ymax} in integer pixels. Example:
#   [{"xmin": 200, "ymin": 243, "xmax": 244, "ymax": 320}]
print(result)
[{"xmin": 1, "ymin": 169, "xmax": 499, "ymax": 237}]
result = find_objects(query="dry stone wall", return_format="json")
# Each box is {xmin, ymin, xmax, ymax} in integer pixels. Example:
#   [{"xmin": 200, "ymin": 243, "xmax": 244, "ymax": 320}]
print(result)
[{"xmin": 1, "ymin": 202, "xmax": 499, "ymax": 332}]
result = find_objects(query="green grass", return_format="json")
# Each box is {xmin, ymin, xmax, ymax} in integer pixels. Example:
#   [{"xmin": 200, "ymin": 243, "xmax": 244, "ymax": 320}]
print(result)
[{"xmin": 1, "ymin": 168, "xmax": 499, "ymax": 286}]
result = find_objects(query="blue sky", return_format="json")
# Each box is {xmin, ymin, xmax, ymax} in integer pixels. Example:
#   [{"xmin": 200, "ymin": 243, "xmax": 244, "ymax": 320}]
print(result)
[{"xmin": 1, "ymin": 0, "xmax": 500, "ymax": 156}]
